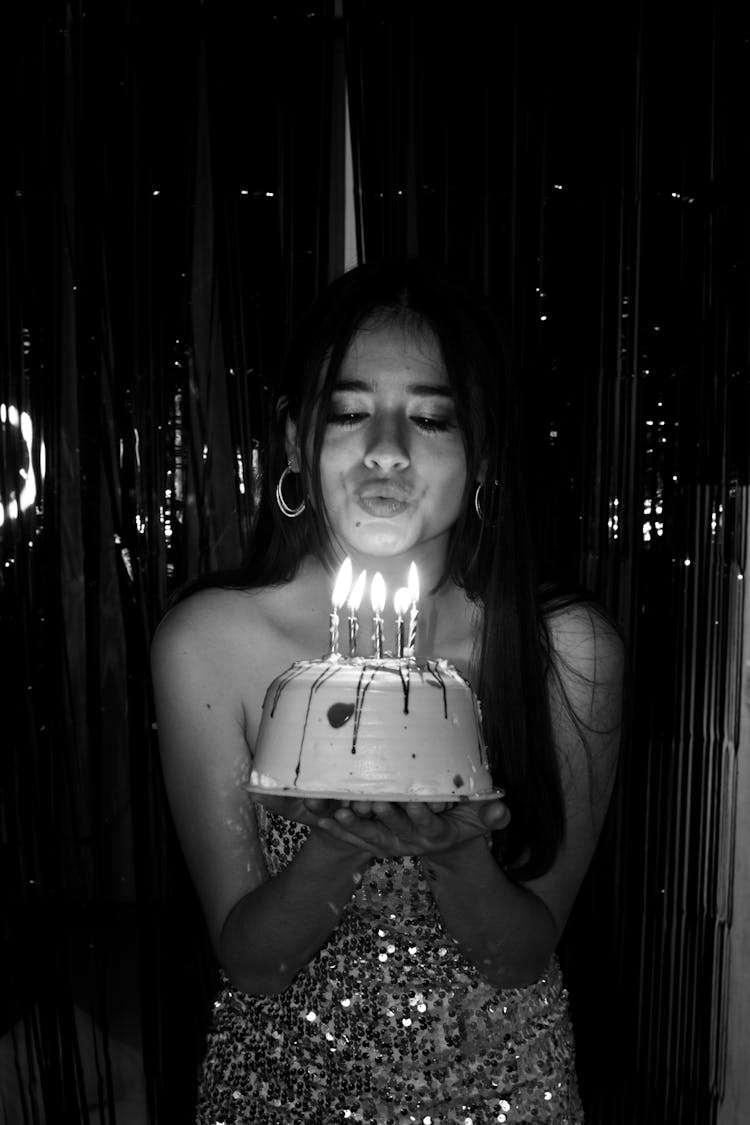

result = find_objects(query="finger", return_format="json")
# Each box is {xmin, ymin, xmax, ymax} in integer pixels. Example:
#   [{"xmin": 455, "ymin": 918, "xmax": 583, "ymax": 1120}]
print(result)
[
  {"xmin": 319, "ymin": 814, "xmax": 386, "ymax": 853},
  {"xmin": 402, "ymin": 802, "xmax": 445, "ymax": 838},
  {"xmin": 480, "ymin": 800, "xmax": 511, "ymax": 830},
  {"xmin": 370, "ymin": 802, "xmax": 418, "ymax": 838},
  {"xmin": 332, "ymin": 807, "xmax": 385, "ymax": 838},
  {"xmin": 304, "ymin": 798, "xmax": 333, "ymax": 816},
  {"xmin": 350, "ymin": 801, "xmax": 375, "ymax": 818},
  {"xmin": 317, "ymin": 817, "xmax": 375, "ymax": 851}
]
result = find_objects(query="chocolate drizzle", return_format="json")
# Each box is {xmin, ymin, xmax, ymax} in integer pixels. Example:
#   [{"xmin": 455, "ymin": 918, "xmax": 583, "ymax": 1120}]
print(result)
[
  {"xmin": 426, "ymin": 661, "xmax": 449, "ymax": 719},
  {"xmin": 262, "ymin": 656, "xmax": 489, "ymax": 793},
  {"xmin": 327, "ymin": 702, "xmax": 355, "ymax": 728},
  {"xmin": 351, "ymin": 665, "xmax": 379, "ymax": 753},
  {"xmin": 267, "ymin": 662, "xmax": 312, "ymax": 715},
  {"xmin": 397, "ymin": 660, "xmax": 411, "ymax": 713},
  {"xmin": 267, "ymin": 661, "xmax": 343, "ymax": 786},
  {"xmin": 297, "ymin": 664, "xmax": 341, "ymax": 782}
]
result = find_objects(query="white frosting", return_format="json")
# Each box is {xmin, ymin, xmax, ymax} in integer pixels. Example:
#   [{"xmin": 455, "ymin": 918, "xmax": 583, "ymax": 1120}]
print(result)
[{"xmin": 248, "ymin": 656, "xmax": 497, "ymax": 800}]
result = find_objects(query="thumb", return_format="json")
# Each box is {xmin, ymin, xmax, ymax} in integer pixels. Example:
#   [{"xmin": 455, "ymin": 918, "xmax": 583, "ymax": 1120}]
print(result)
[{"xmin": 481, "ymin": 800, "xmax": 510, "ymax": 831}]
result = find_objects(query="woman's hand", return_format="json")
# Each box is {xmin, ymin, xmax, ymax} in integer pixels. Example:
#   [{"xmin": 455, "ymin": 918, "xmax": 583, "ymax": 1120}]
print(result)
[
  {"xmin": 249, "ymin": 794, "xmax": 405, "ymax": 847},
  {"xmin": 312, "ymin": 798, "xmax": 510, "ymax": 858},
  {"xmin": 251, "ymin": 793, "xmax": 508, "ymax": 858},
  {"xmin": 251, "ymin": 793, "xmax": 341, "ymax": 830}
]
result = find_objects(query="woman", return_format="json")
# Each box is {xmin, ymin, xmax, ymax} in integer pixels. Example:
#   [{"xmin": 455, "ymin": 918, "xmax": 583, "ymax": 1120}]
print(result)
[{"xmin": 151, "ymin": 259, "xmax": 624, "ymax": 1123}]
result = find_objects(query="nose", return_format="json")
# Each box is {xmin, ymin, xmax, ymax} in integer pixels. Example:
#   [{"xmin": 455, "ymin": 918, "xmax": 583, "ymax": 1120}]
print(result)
[{"xmin": 362, "ymin": 414, "xmax": 411, "ymax": 472}]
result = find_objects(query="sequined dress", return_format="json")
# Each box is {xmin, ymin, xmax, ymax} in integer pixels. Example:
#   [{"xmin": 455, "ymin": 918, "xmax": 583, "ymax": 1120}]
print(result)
[{"xmin": 197, "ymin": 806, "xmax": 584, "ymax": 1124}]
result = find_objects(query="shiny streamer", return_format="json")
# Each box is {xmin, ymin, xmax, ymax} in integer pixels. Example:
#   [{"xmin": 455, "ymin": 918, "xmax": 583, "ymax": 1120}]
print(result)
[{"xmin": 1, "ymin": 6, "xmax": 749, "ymax": 1124}]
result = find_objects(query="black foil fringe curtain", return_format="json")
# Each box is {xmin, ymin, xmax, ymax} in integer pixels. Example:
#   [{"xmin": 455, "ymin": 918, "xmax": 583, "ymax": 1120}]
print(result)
[{"xmin": 1, "ymin": 4, "xmax": 748, "ymax": 1123}]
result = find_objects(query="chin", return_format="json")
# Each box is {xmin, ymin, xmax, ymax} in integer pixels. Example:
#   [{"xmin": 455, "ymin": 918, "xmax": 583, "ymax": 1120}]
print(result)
[
  {"xmin": 350, "ymin": 539, "xmax": 411, "ymax": 560},
  {"xmin": 340, "ymin": 527, "xmax": 415, "ymax": 559}
]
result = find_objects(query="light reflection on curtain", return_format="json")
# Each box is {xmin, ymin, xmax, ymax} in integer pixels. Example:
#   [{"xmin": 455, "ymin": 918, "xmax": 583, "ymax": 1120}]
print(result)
[
  {"xmin": 1, "ymin": 3, "xmax": 748, "ymax": 1122},
  {"xmin": 2, "ymin": 3, "xmax": 346, "ymax": 1120}
]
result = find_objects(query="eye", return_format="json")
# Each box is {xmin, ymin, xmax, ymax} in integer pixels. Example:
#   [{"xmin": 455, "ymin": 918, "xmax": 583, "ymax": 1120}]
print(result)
[
  {"xmin": 327, "ymin": 410, "xmax": 369, "ymax": 428},
  {"xmin": 411, "ymin": 415, "xmax": 455, "ymax": 433}
]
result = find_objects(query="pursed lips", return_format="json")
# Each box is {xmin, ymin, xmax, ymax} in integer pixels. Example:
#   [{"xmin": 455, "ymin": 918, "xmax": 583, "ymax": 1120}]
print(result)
[
  {"xmin": 357, "ymin": 479, "xmax": 412, "ymax": 502},
  {"xmin": 355, "ymin": 482, "xmax": 413, "ymax": 517}
]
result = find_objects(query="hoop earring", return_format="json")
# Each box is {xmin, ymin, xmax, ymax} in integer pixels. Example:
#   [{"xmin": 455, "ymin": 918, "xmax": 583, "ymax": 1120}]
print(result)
[
  {"xmin": 474, "ymin": 483, "xmax": 488, "ymax": 517},
  {"xmin": 474, "ymin": 480, "xmax": 500, "ymax": 522},
  {"xmin": 276, "ymin": 464, "xmax": 306, "ymax": 518}
]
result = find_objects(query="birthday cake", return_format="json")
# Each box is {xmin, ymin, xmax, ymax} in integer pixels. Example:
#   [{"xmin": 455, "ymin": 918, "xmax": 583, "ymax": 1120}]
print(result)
[{"xmin": 246, "ymin": 655, "xmax": 500, "ymax": 802}]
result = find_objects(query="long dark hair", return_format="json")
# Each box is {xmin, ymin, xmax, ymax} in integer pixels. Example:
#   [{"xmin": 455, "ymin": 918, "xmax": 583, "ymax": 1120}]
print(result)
[{"xmin": 177, "ymin": 259, "xmax": 578, "ymax": 879}]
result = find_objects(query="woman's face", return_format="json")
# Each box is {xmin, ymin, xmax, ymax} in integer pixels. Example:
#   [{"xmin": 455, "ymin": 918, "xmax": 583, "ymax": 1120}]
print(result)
[{"xmin": 302, "ymin": 321, "xmax": 470, "ymax": 565}]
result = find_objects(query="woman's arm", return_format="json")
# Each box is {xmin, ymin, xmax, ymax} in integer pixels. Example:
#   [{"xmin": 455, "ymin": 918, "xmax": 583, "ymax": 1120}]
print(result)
[
  {"xmin": 150, "ymin": 590, "xmax": 372, "ymax": 996},
  {"xmin": 218, "ymin": 824, "xmax": 372, "ymax": 995},
  {"xmin": 423, "ymin": 602, "xmax": 625, "ymax": 985},
  {"xmin": 420, "ymin": 837, "xmax": 558, "ymax": 987}
]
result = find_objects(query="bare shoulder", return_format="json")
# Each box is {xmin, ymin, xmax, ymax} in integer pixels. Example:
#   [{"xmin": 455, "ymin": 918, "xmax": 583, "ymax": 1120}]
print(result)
[
  {"xmin": 150, "ymin": 576, "xmax": 325, "ymax": 743},
  {"xmin": 151, "ymin": 583, "xmax": 299, "ymax": 681},
  {"xmin": 152, "ymin": 585, "xmax": 269, "ymax": 656},
  {"xmin": 544, "ymin": 600, "xmax": 626, "ymax": 697},
  {"xmin": 542, "ymin": 600, "xmax": 626, "ymax": 789}
]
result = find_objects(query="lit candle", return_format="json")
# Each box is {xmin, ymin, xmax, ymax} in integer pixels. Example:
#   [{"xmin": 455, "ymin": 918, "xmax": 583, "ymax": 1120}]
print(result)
[
  {"xmin": 394, "ymin": 587, "xmax": 410, "ymax": 659},
  {"xmin": 370, "ymin": 572, "xmax": 386, "ymax": 659},
  {"xmin": 347, "ymin": 569, "xmax": 367, "ymax": 657},
  {"xmin": 330, "ymin": 557, "xmax": 353, "ymax": 656},
  {"xmin": 406, "ymin": 562, "xmax": 419, "ymax": 656}
]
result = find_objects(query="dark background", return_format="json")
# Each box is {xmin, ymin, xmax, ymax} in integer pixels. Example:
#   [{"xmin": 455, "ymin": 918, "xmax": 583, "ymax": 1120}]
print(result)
[{"xmin": 1, "ymin": 2, "xmax": 748, "ymax": 1122}]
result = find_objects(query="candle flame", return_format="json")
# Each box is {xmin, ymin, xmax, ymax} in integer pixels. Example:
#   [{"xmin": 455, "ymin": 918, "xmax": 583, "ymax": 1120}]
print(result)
[
  {"xmin": 408, "ymin": 561, "xmax": 419, "ymax": 604},
  {"xmin": 394, "ymin": 587, "xmax": 411, "ymax": 618},
  {"xmin": 348, "ymin": 569, "xmax": 367, "ymax": 611},
  {"xmin": 370, "ymin": 572, "xmax": 386, "ymax": 614},
  {"xmin": 332, "ymin": 557, "xmax": 353, "ymax": 608}
]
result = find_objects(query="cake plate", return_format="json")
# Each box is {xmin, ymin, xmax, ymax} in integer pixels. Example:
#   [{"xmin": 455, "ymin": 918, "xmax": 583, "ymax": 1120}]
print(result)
[{"xmin": 243, "ymin": 783, "xmax": 505, "ymax": 803}]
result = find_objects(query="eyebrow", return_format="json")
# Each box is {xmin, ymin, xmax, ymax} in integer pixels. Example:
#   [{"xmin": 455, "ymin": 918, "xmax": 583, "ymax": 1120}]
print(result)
[{"xmin": 332, "ymin": 379, "xmax": 454, "ymax": 399}]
